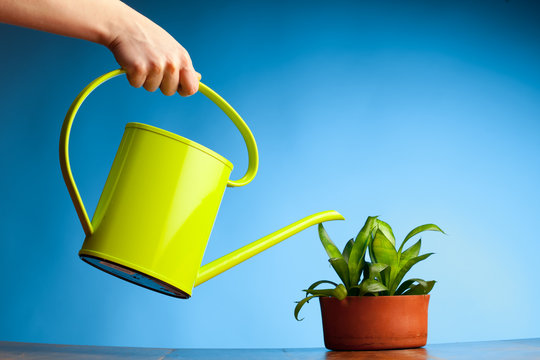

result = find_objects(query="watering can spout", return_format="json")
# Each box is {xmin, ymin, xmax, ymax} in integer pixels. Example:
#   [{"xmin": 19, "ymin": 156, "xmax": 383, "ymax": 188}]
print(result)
[{"xmin": 194, "ymin": 210, "xmax": 345, "ymax": 287}]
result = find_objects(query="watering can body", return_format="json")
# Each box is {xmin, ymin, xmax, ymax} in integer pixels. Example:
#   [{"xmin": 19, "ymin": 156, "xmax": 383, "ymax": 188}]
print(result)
[
  {"xmin": 60, "ymin": 70, "xmax": 343, "ymax": 298},
  {"xmin": 80, "ymin": 123, "xmax": 232, "ymax": 298}
]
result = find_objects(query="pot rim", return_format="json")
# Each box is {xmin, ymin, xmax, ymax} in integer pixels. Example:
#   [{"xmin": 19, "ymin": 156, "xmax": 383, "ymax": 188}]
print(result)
[{"xmin": 319, "ymin": 294, "xmax": 430, "ymax": 300}]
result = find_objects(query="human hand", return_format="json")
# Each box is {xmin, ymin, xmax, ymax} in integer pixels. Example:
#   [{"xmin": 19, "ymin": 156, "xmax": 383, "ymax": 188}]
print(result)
[
  {"xmin": 106, "ymin": 11, "xmax": 201, "ymax": 97},
  {"xmin": 0, "ymin": 0, "xmax": 200, "ymax": 96}
]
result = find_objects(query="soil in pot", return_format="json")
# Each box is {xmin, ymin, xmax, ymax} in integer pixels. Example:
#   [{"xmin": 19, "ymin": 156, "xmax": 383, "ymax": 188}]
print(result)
[{"xmin": 320, "ymin": 295, "xmax": 430, "ymax": 351}]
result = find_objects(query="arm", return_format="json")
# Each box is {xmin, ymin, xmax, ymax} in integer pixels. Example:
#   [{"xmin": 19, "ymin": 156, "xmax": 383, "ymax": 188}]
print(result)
[{"xmin": 0, "ymin": 0, "xmax": 200, "ymax": 96}]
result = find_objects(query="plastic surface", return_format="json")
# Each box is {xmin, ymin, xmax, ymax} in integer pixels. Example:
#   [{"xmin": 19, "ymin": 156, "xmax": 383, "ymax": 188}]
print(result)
[
  {"xmin": 59, "ymin": 69, "xmax": 344, "ymax": 298},
  {"xmin": 78, "ymin": 120, "xmax": 233, "ymax": 296}
]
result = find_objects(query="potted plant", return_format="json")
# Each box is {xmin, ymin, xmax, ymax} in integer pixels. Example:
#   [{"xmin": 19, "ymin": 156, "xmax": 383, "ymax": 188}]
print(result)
[{"xmin": 294, "ymin": 216, "xmax": 444, "ymax": 350}]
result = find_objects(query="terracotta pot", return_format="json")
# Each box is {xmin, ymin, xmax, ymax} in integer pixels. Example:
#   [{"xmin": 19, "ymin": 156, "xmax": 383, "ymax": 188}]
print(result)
[{"xmin": 319, "ymin": 295, "xmax": 430, "ymax": 351}]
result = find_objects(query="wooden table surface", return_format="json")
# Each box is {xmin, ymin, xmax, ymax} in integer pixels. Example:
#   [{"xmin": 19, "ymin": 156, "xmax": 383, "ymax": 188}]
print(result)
[{"xmin": 0, "ymin": 338, "xmax": 539, "ymax": 359}]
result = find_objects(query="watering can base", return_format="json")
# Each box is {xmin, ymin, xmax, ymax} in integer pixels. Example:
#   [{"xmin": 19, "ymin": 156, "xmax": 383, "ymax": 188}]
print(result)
[{"xmin": 81, "ymin": 255, "xmax": 190, "ymax": 299}]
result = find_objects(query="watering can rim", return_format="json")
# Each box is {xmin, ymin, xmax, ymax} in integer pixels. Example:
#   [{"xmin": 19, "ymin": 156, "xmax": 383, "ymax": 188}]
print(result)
[{"xmin": 126, "ymin": 122, "xmax": 234, "ymax": 170}]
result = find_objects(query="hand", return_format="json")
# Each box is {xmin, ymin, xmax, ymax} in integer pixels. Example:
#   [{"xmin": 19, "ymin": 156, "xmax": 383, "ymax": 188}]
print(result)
[
  {"xmin": 107, "ymin": 15, "xmax": 201, "ymax": 97},
  {"xmin": 0, "ymin": 0, "xmax": 200, "ymax": 96}
]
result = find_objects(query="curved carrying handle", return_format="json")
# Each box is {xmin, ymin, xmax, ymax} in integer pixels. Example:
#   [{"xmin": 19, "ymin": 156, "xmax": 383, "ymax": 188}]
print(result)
[{"xmin": 60, "ymin": 69, "xmax": 259, "ymax": 236}]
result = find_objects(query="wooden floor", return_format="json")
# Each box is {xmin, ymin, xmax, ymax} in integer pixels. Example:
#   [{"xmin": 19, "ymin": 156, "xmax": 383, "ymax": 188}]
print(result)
[{"xmin": 0, "ymin": 338, "xmax": 539, "ymax": 359}]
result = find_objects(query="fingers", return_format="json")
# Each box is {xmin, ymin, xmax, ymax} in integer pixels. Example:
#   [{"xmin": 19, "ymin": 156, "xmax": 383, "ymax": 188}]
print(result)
[
  {"xmin": 125, "ymin": 62, "xmax": 199, "ymax": 96},
  {"xmin": 178, "ymin": 67, "xmax": 200, "ymax": 97},
  {"xmin": 119, "ymin": 48, "xmax": 199, "ymax": 96},
  {"xmin": 160, "ymin": 63, "xmax": 180, "ymax": 96},
  {"xmin": 125, "ymin": 62, "xmax": 146, "ymax": 88},
  {"xmin": 143, "ymin": 62, "xmax": 165, "ymax": 92},
  {"xmin": 124, "ymin": 61, "xmax": 164, "ymax": 91}
]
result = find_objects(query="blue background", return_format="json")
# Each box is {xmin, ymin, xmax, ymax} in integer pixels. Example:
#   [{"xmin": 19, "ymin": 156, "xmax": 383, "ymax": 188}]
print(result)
[{"xmin": 1, "ymin": 0, "xmax": 539, "ymax": 348}]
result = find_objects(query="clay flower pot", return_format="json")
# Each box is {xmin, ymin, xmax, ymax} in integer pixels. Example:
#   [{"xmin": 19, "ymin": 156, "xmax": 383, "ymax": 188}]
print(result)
[{"xmin": 319, "ymin": 295, "xmax": 430, "ymax": 351}]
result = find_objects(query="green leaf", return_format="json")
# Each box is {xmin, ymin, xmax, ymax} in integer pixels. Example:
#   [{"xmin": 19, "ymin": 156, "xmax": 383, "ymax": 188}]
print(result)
[
  {"xmin": 399, "ymin": 224, "xmax": 445, "ymax": 253},
  {"xmin": 362, "ymin": 261, "xmax": 370, "ymax": 280},
  {"xmin": 351, "ymin": 279, "xmax": 388, "ymax": 296},
  {"xmin": 371, "ymin": 230, "xmax": 398, "ymax": 267},
  {"xmin": 368, "ymin": 230, "xmax": 376, "ymax": 267},
  {"xmin": 400, "ymin": 239, "xmax": 421, "ymax": 264},
  {"xmin": 304, "ymin": 288, "xmax": 338, "ymax": 297},
  {"xmin": 390, "ymin": 253, "xmax": 434, "ymax": 295},
  {"xmin": 342, "ymin": 239, "xmax": 354, "ymax": 264},
  {"xmin": 305, "ymin": 280, "xmax": 338, "ymax": 297},
  {"xmin": 304, "ymin": 284, "xmax": 348, "ymax": 300},
  {"xmin": 318, "ymin": 223, "xmax": 343, "ymax": 260},
  {"xmin": 395, "ymin": 278, "xmax": 429, "ymax": 295},
  {"xmin": 376, "ymin": 219, "xmax": 396, "ymax": 246},
  {"xmin": 295, "ymin": 284, "xmax": 348, "ymax": 321},
  {"xmin": 329, "ymin": 257, "xmax": 350, "ymax": 288},
  {"xmin": 404, "ymin": 280, "xmax": 436, "ymax": 295},
  {"xmin": 294, "ymin": 295, "xmax": 318, "ymax": 321},
  {"xmin": 333, "ymin": 284, "xmax": 348, "ymax": 300},
  {"xmin": 348, "ymin": 216, "xmax": 377, "ymax": 286},
  {"xmin": 396, "ymin": 278, "xmax": 436, "ymax": 295},
  {"xmin": 307, "ymin": 280, "xmax": 338, "ymax": 290},
  {"xmin": 380, "ymin": 265, "xmax": 392, "ymax": 293},
  {"xmin": 365, "ymin": 262, "xmax": 388, "ymax": 282},
  {"xmin": 369, "ymin": 262, "xmax": 389, "ymax": 275}
]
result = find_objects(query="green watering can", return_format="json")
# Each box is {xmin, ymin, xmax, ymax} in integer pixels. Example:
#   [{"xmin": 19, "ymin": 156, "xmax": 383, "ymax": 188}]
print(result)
[{"xmin": 60, "ymin": 69, "xmax": 344, "ymax": 298}]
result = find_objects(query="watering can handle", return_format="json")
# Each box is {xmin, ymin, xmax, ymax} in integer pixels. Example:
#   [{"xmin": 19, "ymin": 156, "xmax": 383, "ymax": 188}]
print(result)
[{"xmin": 60, "ymin": 69, "xmax": 259, "ymax": 236}]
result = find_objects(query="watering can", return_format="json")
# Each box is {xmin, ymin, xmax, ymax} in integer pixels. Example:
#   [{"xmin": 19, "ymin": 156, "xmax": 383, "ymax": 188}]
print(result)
[{"xmin": 60, "ymin": 69, "xmax": 344, "ymax": 298}]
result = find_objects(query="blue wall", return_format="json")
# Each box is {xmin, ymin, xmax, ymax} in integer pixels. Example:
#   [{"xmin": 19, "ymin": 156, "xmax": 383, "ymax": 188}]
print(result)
[{"xmin": 1, "ymin": 0, "xmax": 539, "ymax": 348}]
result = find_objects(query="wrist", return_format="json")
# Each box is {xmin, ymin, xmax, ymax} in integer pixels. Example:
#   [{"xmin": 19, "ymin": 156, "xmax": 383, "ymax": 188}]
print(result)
[{"xmin": 97, "ymin": 1, "xmax": 139, "ymax": 48}]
